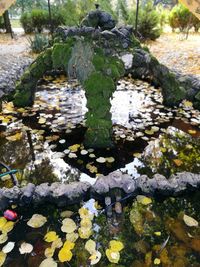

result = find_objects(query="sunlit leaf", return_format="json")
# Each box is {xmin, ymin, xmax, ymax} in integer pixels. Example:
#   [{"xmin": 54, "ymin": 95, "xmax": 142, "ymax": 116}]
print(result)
[
  {"xmin": 61, "ymin": 218, "xmax": 77, "ymax": 233},
  {"xmin": 63, "ymin": 240, "xmax": 75, "ymax": 250},
  {"xmin": 19, "ymin": 242, "xmax": 33, "ymax": 254},
  {"xmin": 2, "ymin": 242, "xmax": 15, "ymax": 253},
  {"xmin": 96, "ymin": 157, "xmax": 106, "ymax": 163},
  {"xmin": 68, "ymin": 144, "xmax": 80, "ymax": 152},
  {"xmin": 66, "ymin": 232, "xmax": 79, "ymax": 243},
  {"xmin": 154, "ymin": 258, "xmax": 161, "ymax": 265},
  {"xmin": 27, "ymin": 214, "xmax": 47, "ymax": 228},
  {"xmin": 106, "ymin": 249, "xmax": 120, "ymax": 264},
  {"xmin": 89, "ymin": 251, "xmax": 102, "ymax": 265},
  {"xmin": 183, "ymin": 214, "xmax": 198, "ymax": 227},
  {"xmin": 51, "ymin": 238, "xmax": 63, "ymax": 249},
  {"xmin": 39, "ymin": 258, "xmax": 57, "ymax": 267},
  {"xmin": 0, "ymin": 234, "xmax": 8, "ymax": 244},
  {"xmin": 106, "ymin": 157, "xmax": 115, "ymax": 163},
  {"xmin": 173, "ymin": 159, "xmax": 183, "ymax": 167},
  {"xmin": 85, "ymin": 239, "xmax": 96, "ymax": 254},
  {"xmin": 44, "ymin": 247, "xmax": 55, "ymax": 258},
  {"xmin": 188, "ymin": 129, "xmax": 196, "ymax": 135},
  {"xmin": 0, "ymin": 251, "xmax": 6, "ymax": 267},
  {"xmin": 58, "ymin": 247, "xmax": 73, "ymax": 262},
  {"xmin": 136, "ymin": 195, "xmax": 152, "ymax": 206},
  {"xmin": 38, "ymin": 118, "xmax": 46, "ymax": 124},
  {"xmin": 109, "ymin": 240, "xmax": 124, "ymax": 252},
  {"xmin": 44, "ymin": 231, "xmax": 59, "ymax": 243},
  {"xmin": 60, "ymin": 210, "xmax": 73, "ymax": 218},
  {"xmin": 78, "ymin": 227, "xmax": 92, "ymax": 239},
  {"xmin": 6, "ymin": 132, "xmax": 22, "ymax": 141}
]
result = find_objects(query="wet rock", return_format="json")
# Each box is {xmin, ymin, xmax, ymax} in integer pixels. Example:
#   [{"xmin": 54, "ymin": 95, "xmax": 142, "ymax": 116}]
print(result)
[
  {"xmin": 21, "ymin": 183, "xmax": 36, "ymax": 205},
  {"xmin": 92, "ymin": 171, "xmax": 136, "ymax": 194},
  {"xmin": 33, "ymin": 183, "xmax": 51, "ymax": 203}
]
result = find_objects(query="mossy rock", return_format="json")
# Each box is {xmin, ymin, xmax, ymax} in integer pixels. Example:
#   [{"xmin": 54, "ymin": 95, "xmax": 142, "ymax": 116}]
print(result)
[
  {"xmin": 52, "ymin": 42, "xmax": 73, "ymax": 71},
  {"xmin": 85, "ymin": 115, "xmax": 112, "ymax": 129},
  {"xmin": 84, "ymin": 72, "xmax": 115, "ymax": 96}
]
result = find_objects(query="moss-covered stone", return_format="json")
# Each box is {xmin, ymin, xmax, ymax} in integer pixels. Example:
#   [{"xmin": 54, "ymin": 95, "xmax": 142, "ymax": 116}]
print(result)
[{"xmin": 52, "ymin": 42, "xmax": 73, "ymax": 71}]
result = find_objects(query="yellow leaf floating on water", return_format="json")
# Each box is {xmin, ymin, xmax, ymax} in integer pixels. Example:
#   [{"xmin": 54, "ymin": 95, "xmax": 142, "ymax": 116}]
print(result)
[
  {"xmin": 106, "ymin": 249, "xmax": 120, "ymax": 264},
  {"xmin": 188, "ymin": 129, "xmax": 196, "ymax": 135},
  {"xmin": 183, "ymin": 100, "xmax": 193, "ymax": 108},
  {"xmin": 80, "ymin": 218, "xmax": 92, "ymax": 229},
  {"xmin": 44, "ymin": 247, "xmax": 55, "ymax": 258},
  {"xmin": 173, "ymin": 159, "xmax": 183, "ymax": 167},
  {"xmin": 0, "ymin": 234, "xmax": 8, "ymax": 244},
  {"xmin": 66, "ymin": 232, "xmax": 79, "ymax": 242},
  {"xmin": 136, "ymin": 195, "xmax": 152, "ymax": 206},
  {"xmin": 39, "ymin": 258, "xmax": 58, "ymax": 267},
  {"xmin": 89, "ymin": 251, "xmax": 102, "ymax": 265},
  {"xmin": 58, "ymin": 247, "xmax": 73, "ymax": 262},
  {"xmin": 44, "ymin": 231, "xmax": 59, "ymax": 243},
  {"xmin": 154, "ymin": 258, "xmax": 161, "ymax": 265},
  {"xmin": 68, "ymin": 144, "xmax": 80, "ymax": 152},
  {"xmin": 78, "ymin": 207, "xmax": 94, "ymax": 220},
  {"xmin": 63, "ymin": 240, "xmax": 75, "ymax": 250},
  {"xmin": 61, "ymin": 218, "xmax": 77, "ymax": 233},
  {"xmin": 6, "ymin": 132, "xmax": 22, "ymax": 141},
  {"xmin": 78, "ymin": 227, "xmax": 92, "ymax": 239},
  {"xmin": 85, "ymin": 239, "xmax": 96, "ymax": 254},
  {"xmin": 19, "ymin": 242, "xmax": 33, "ymax": 254},
  {"xmin": 1, "ymin": 221, "xmax": 14, "ymax": 234},
  {"xmin": 51, "ymin": 238, "xmax": 63, "ymax": 249},
  {"xmin": 27, "ymin": 214, "xmax": 47, "ymax": 228},
  {"xmin": 38, "ymin": 117, "xmax": 46, "ymax": 124},
  {"xmin": 110, "ymin": 240, "xmax": 124, "ymax": 252},
  {"xmin": 60, "ymin": 210, "xmax": 73, "ymax": 218},
  {"xmin": 183, "ymin": 214, "xmax": 198, "ymax": 227},
  {"xmin": 0, "ymin": 251, "xmax": 6, "ymax": 267},
  {"xmin": 0, "ymin": 218, "xmax": 7, "ymax": 229}
]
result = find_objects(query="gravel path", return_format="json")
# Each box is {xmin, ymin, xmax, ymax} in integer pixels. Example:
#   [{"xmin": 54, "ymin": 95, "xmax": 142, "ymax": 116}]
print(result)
[
  {"xmin": 148, "ymin": 33, "xmax": 200, "ymax": 78},
  {"xmin": 0, "ymin": 34, "xmax": 33, "ymax": 98}
]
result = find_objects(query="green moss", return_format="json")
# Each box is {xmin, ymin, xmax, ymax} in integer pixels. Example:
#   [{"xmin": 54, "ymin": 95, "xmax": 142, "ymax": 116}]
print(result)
[
  {"xmin": 84, "ymin": 72, "xmax": 115, "ymax": 96},
  {"xmin": 14, "ymin": 84, "xmax": 34, "ymax": 107},
  {"xmin": 52, "ymin": 42, "xmax": 73, "ymax": 71},
  {"xmin": 92, "ymin": 54, "xmax": 105, "ymax": 72}
]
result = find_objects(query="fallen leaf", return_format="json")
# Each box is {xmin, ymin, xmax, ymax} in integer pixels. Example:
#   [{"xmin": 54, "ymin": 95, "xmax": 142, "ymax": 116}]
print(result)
[
  {"xmin": 2, "ymin": 242, "xmax": 15, "ymax": 253},
  {"xmin": 183, "ymin": 214, "xmax": 198, "ymax": 227},
  {"xmin": 44, "ymin": 231, "xmax": 59, "ymax": 243},
  {"xmin": 61, "ymin": 218, "xmax": 77, "ymax": 233},
  {"xmin": 27, "ymin": 214, "xmax": 47, "ymax": 228},
  {"xmin": 85, "ymin": 239, "xmax": 96, "ymax": 254},
  {"xmin": 19, "ymin": 242, "xmax": 33, "ymax": 254},
  {"xmin": 173, "ymin": 159, "xmax": 183, "ymax": 167},
  {"xmin": 39, "ymin": 258, "xmax": 57, "ymax": 267}
]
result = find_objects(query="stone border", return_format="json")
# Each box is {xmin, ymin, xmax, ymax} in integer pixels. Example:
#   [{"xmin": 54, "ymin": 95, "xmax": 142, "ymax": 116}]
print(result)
[{"xmin": 1, "ymin": 171, "xmax": 200, "ymax": 210}]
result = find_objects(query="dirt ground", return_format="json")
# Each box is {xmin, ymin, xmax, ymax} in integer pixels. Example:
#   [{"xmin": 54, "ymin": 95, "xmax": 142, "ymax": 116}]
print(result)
[{"xmin": 148, "ymin": 33, "xmax": 200, "ymax": 78}]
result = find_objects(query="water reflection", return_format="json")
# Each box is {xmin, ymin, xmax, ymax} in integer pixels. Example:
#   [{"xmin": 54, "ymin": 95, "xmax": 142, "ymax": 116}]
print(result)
[{"xmin": 0, "ymin": 76, "xmax": 200, "ymax": 187}]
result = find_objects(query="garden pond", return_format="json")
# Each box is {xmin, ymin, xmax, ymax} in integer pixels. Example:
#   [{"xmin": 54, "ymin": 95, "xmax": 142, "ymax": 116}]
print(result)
[
  {"xmin": 1, "ymin": 75, "xmax": 200, "ymax": 266},
  {"xmin": 0, "ymin": 75, "xmax": 200, "ymax": 187}
]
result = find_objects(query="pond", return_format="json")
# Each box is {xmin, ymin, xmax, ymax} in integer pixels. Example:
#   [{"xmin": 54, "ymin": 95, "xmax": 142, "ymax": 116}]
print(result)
[
  {"xmin": 1, "ymin": 192, "xmax": 200, "ymax": 266},
  {"xmin": 0, "ymin": 74, "xmax": 200, "ymax": 188}
]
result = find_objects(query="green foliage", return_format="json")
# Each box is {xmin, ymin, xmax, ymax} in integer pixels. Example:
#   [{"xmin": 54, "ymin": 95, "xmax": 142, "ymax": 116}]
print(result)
[
  {"xmin": 20, "ymin": 13, "xmax": 34, "ymax": 34},
  {"xmin": 117, "ymin": 0, "xmax": 162, "ymax": 41},
  {"xmin": 31, "ymin": 9, "xmax": 49, "ymax": 33},
  {"xmin": 28, "ymin": 34, "xmax": 49, "ymax": 53},
  {"xmin": 52, "ymin": 41, "xmax": 74, "ymax": 70},
  {"xmin": 20, "ymin": 8, "xmax": 65, "ymax": 33},
  {"xmin": 169, "ymin": 4, "xmax": 199, "ymax": 33}
]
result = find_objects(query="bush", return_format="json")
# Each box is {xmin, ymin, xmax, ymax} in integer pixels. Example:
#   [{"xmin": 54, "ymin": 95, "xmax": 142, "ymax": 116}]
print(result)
[
  {"xmin": 169, "ymin": 4, "xmax": 199, "ymax": 33},
  {"xmin": 138, "ymin": 2, "xmax": 162, "ymax": 40},
  {"xmin": 20, "ymin": 13, "xmax": 34, "ymax": 34},
  {"xmin": 117, "ymin": 0, "xmax": 162, "ymax": 41},
  {"xmin": 28, "ymin": 34, "xmax": 49, "ymax": 53},
  {"xmin": 20, "ymin": 8, "xmax": 66, "ymax": 34},
  {"xmin": 31, "ymin": 9, "xmax": 49, "ymax": 33}
]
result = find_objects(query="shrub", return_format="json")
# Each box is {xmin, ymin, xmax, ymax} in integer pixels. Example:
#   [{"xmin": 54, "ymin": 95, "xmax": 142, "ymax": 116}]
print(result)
[
  {"xmin": 31, "ymin": 9, "xmax": 49, "ymax": 33},
  {"xmin": 28, "ymin": 34, "xmax": 49, "ymax": 53},
  {"xmin": 169, "ymin": 4, "xmax": 199, "ymax": 33},
  {"xmin": 137, "ymin": 1, "xmax": 162, "ymax": 41},
  {"xmin": 20, "ymin": 13, "xmax": 34, "ymax": 34}
]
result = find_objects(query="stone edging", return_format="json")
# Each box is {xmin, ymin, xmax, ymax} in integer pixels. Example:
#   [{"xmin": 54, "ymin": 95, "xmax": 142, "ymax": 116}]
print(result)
[{"xmin": 0, "ymin": 171, "xmax": 200, "ymax": 210}]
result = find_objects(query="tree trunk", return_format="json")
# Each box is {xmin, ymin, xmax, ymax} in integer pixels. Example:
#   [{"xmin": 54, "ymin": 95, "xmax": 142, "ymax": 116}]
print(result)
[{"xmin": 3, "ymin": 11, "xmax": 13, "ymax": 35}]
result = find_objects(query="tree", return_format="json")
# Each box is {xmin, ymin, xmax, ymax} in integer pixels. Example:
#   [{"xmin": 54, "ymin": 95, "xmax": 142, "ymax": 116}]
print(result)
[{"xmin": 3, "ymin": 11, "xmax": 13, "ymax": 35}]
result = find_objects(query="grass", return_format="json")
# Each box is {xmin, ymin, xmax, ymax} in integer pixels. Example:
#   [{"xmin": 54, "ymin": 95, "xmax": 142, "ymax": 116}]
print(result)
[{"xmin": 11, "ymin": 19, "xmax": 21, "ymax": 28}]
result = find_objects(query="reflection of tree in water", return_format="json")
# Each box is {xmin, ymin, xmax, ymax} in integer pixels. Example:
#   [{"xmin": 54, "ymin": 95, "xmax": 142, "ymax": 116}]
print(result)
[
  {"xmin": 19, "ymin": 158, "xmax": 59, "ymax": 185},
  {"xmin": 0, "ymin": 137, "xmax": 31, "ymax": 170},
  {"xmin": 138, "ymin": 127, "xmax": 200, "ymax": 178}
]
